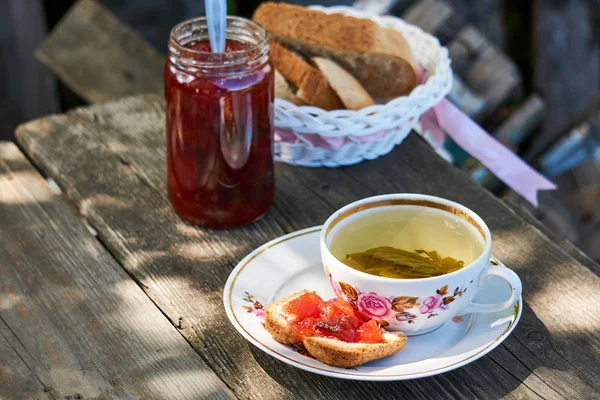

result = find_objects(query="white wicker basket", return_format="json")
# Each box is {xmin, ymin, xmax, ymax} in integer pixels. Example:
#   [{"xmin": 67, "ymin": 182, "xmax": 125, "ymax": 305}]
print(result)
[{"xmin": 274, "ymin": 5, "xmax": 453, "ymax": 167}]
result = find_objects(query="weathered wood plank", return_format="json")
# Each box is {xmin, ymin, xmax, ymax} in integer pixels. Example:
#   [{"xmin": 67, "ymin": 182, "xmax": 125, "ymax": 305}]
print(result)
[
  {"xmin": 0, "ymin": 0, "xmax": 60, "ymax": 140},
  {"xmin": 0, "ymin": 142, "xmax": 234, "ymax": 399},
  {"xmin": 0, "ymin": 318, "xmax": 54, "ymax": 399},
  {"xmin": 16, "ymin": 95, "xmax": 600, "ymax": 399},
  {"xmin": 448, "ymin": 25, "xmax": 522, "ymax": 120},
  {"xmin": 444, "ymin": 0, "xmax": 505, "ymax": 47},
  {"xmin": 533, "ymin": 0, "xmax": 600, "ymax": 158},
  {"xmin": 447, "ymin": 74, "xmax": 487, "ymax": 118},
  {"xmin": 506, "ymin": 193, "xmax": 597, "ymax": 272},
  {"xmin": 35, "ymin": 0, "xmax": 164, "ymax": 104},
  {"xmin": 402, "ymin": 0, "xmax": 453, "ymax": 35},
  {"xmin": 467, "ymin": 94, "xmax": 545, "ymax": 189},
  {"xmin": 494, "ymin": 95, "xmax": 545, "ymax": 148},
  {"xmin": 526, "ymin": 98, "xmax": 600, "ymax": 164}
]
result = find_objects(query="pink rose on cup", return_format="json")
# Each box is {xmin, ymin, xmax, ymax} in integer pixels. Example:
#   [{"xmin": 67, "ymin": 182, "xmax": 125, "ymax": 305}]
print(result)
[
  {"xmin": 356, "ymin": 292, "xmax": 395, "ymax": 320},
  {"xmin": 419, "ymin": 294, "xmax": 446, "ymax": 315}
]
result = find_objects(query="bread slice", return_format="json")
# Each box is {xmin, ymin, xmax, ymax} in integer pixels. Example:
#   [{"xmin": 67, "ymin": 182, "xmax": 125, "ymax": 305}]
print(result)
[
  {"xmin": 303, "ymin": 332, "xmax": 407, "ymax": 368},
  {"xmin": 274, "ymin": 69, "xmax": 306, "ymax": 106},
  {"xmin": 263, "ymin": 290, "xmax": 308, "ymax": 345},
  {"xmin": 263, "ymin": 290, "xmax": 407, "ymax": 367},
  {"xmin": 270, "ymin": 41, "xmax": 344, "ymax": 110},
  {"xmin": 254, "ymin": 2, "xmax": 419, "ymax": 100},
  {"xmin": 312, "ymin": 57, "xmax": 375, "ymax": 110}
]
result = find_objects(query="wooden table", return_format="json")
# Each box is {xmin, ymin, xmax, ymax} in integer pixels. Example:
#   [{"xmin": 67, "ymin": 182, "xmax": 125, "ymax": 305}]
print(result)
[{"xmin": 2, "ymin": 1, "xmax": 600, "ymax": 399}]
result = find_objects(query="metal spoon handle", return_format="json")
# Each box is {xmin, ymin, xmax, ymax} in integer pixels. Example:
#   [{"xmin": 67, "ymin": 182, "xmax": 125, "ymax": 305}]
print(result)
[{"xmin": 205, "ymin": 0, "xmax": 227, "ymax": 53}]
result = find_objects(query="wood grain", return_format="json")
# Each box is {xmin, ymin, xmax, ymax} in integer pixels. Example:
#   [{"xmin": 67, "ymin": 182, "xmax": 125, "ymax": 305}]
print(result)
[
  {"xmin": 0, "ymin": 142, "xmax": 234, "ymax": 399},
  {"xmin": 0, "ymin": 318, "xmax": 54, "ymax": 399},
  {"xmin": 447, "ymin": 74, "xmax": 486, "ymax": 119},
  {"xmin": 494, "ymin": 95, "xmax": 545, "ymax": 147},
  {"xmin": 533, "ymin": 0, "xmax": 600, "ymax": 156},
  {"xmin": 506, "ymin": 194, "xmax": 596, "ymax": 273},
  {"xmin": 0, "ymin": 0, "xmax": 59, "ymax": 140},
  {"xmin": 16, "ymin": 95, "xmax": 600, "ymax": 399},
  {"xmin": 35, "ymin": 0, "xmax": 164, "ymax": 104},
  {"xmin": 444, "ymin": 0, "xmax": 505, "ymax": 47},
  {"xmin": 467, "ymin": 94, "xmax": 545, "ymax": 190},
  {"xmin": 448, "ymin": 25, "xmax": 522, "ymax": 120},
  {"xmin": 402, "ymin": 0, "xmax": 453, "ymax": 36}
]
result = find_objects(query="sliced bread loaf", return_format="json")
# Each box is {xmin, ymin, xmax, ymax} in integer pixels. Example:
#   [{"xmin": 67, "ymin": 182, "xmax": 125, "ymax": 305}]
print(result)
[
  {"xmin": 270, "ymin": 41, "xmax": 343, "ymax": 110},
  {"xmin": 312, "ymin": 57, "xmax": 375, "ymax": 110},
  {"xmin": 274, "ymin": 69, "xmax": 306, "ymax": 106},
  {"xmin": 254, "ymin": 2, "xmax": 419, "ymax": 100}
]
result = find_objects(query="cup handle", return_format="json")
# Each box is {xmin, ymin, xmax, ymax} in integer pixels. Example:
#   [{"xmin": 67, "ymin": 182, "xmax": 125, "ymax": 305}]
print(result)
[{"xmin": 463, "ymin": 259, "xmax": 522, "ymax": 314}]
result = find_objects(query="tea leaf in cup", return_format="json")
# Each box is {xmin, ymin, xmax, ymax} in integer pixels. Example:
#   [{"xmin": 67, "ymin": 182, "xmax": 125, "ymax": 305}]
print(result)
[
  {"xmin": 442, "ymin": 257, "xmax": 465, "ymax": 273},
  {"xmin": 415, "ymin": 249, "xmax": 442, "ymax": 265},
  {"xmin": 346, "ymin": 246, "xmax": 465, "ymax": 278}
]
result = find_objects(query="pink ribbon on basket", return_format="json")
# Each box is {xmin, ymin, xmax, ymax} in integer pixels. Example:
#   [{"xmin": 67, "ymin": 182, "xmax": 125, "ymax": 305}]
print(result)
[
  {"xmin": 276, "ymin": 101, "xmax": 556, "ymax": 206},
  {"xmin": 275, "ymin": 62, "xmax": 556, "ymax": 207},
  {"xmin": 420, "ymin": 99, "xmax": 556, "ymax": 207}
]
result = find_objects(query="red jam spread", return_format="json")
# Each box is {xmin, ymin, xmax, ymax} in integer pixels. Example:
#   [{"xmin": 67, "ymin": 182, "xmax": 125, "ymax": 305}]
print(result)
[
  {"xmin": 165, "ymin": 39, "xmax": 274, "ymax": 228},
  {"xmin": 284, "ymin": 292, "xmax": 385, "ymax": 344}
]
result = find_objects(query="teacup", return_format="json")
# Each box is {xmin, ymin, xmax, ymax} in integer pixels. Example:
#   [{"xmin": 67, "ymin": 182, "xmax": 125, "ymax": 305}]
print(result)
[{"xmin": 320, "ymin": 193, "xmax": 522, "ymax": 335}]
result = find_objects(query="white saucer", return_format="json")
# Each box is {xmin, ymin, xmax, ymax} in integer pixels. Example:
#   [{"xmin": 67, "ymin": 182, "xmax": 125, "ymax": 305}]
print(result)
[{"xmin": 223, "ymin": 226, "xmax": 521, "ymax": 380}]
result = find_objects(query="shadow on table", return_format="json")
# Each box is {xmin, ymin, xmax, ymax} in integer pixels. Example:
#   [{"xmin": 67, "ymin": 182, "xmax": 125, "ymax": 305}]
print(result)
[
  {"xmin": 80, "ymin": 188, "xmax": 600, "ymax": 399},
  {"xmin": 11, "ymin": 123, "xmax": 600, "ymax": 398},
  {"xmin": 0, "ymin": 200, "xmax": 236, "ymax": 399}
]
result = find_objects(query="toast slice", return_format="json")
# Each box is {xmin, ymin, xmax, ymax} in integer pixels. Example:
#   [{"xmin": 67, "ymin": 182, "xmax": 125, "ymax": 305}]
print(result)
[
  {"xmin": 254, "ymin": 2, "xmax": 419, "ymax": 100},
  {"xmin": 274, "ymin": 69, "xmax": 306, "ymax": 106},
  {"xmin": 263, "ymin": 290, "xmax": 407, "ymax": 367},
  {"xmin": 303, "ymin": 332, "xmax": 407, "ymax": 368},
  {"xmin": 312, "ymin": 57, "xmax": 375, "ymax": 110},
  {"xmin": 270, "ymin": 40, "xmax": 344, "ymax": 110},
  {"xmin": 263, "ymin": 290, "xmax": 308, "ymax": 345}
]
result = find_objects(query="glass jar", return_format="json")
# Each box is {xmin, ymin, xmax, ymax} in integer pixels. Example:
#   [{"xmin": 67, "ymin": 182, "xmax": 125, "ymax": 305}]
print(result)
[{"xmin": 165, "ymin": 17, "xmax": 274, "ymax": 228}]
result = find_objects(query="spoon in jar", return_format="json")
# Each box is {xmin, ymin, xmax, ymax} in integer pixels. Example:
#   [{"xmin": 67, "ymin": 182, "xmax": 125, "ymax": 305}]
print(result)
[{"xmin": 205, "ymin": 0, "xmax": 227, "ymax": 53}]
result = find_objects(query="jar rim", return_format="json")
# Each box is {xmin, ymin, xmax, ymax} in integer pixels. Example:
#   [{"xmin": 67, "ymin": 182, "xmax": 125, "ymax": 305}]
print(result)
[{"xmin": 169, "ymin": 16, "xmax": 268, "ymax": 58}]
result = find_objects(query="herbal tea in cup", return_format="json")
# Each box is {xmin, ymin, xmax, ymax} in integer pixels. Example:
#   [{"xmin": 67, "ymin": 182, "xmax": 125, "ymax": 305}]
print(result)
[
  {"xmin": 320, "ymin": 194, "xmax": 522, "ymax": 335},
  {"xmin": 328, "ymin": 205, "xmax": 485, "ymax": 279}
]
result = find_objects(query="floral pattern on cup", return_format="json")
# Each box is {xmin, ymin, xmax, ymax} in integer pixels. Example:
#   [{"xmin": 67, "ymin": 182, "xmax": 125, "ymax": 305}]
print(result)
[
  {"xmin": 419, "ymin": 294, "xmax": 446, "ymax": 315},
  {"xmin": 326, "ymin": 270, "xmax": 468, "ymax": 326},
  {"xmin": 419, "ymin": 285, "xmax": 467, "ymax": 319},
  {"xmin": 242, "ymin": 274, "xmax": 469, "ymax": 327},
  {"xmin": 355, "ymin": 292, "xmax": 396, "ymax": 321},
  {"xmin": 242, "ymin": 292, "xmax": 266, "ymax": 321}
]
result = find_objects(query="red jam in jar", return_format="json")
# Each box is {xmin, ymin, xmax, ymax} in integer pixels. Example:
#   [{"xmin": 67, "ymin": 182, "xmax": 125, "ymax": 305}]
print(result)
[{"xmin": 165, "ymin": 17, "xmax": 274, "ymax": 228}]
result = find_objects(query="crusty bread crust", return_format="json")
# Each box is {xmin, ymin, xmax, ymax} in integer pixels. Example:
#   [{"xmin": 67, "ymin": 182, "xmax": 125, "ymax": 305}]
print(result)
[
  {"xmin": 312, "ymin": 57, "xmax": 375, "ymax": 110},
  {"xmin": 303, "ymin": 332, "xmax": 407, "ymax": 368},
  {"xmin": 270, "ymin": 41, "xmax": 343, "ymax": 110},
  {"xmin": 254, "ymin": 2, "xmax": 419, "ymax": 100},
  {"xmin": 274, "ymin": 69, "xmax": 306, "ymax": 106},
  {"xmin": 264, "ymin": 290, "xmax": 408, "ymax": 367}
]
